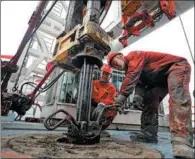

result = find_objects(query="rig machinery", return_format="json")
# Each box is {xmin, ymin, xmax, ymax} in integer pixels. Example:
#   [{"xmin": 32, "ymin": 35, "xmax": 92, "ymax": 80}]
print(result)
[{"xmin": 1, "ymin": 0, "xmax": 177, "ymax": 144}]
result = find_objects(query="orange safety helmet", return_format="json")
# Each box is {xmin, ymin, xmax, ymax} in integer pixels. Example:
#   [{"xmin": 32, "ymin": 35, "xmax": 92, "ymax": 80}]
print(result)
[
  {"xmin": 107, "ymin": 52, "xmax": 123, "ymax": 66},
  {"xmin": 101, "ymin": 64, "xmax": 113, "ymax": 74}
]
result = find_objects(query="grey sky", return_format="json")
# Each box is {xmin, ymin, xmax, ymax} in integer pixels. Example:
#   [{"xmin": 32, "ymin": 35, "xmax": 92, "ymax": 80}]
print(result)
[{"xmin": 1, "ymin": 1, "xmax": 38, "ymax": 56}]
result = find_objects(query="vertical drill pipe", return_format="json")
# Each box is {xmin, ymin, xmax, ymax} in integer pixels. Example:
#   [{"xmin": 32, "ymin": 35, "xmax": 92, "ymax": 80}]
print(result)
[
  {"xmin": 76, "ymin": 68, "xmax": 83, "ymax": 121},
  {"xmin": 76, "ymin": 59, "xmax": 95, "ymax": 124},
  {"xmin": 83, "ymin": 0, "xmax": 101, "ymax": 24},
  {"xmin": 79, "ymin": 59, "xmax": 88, "ymax": 121},
  {"xmin": 76, "ymin": 58, "xmax": 87, "ymax": 121},
  {"xmin": 86, "ymin": 65, "xmax": 94, "ymax": 124},
  {"xmin": 75, "ymin": 0, "xmax": 102, "ymax": 132},
  {"xmin": 81, "ymin": 63, "xmax": 90, "ymax": 121}
]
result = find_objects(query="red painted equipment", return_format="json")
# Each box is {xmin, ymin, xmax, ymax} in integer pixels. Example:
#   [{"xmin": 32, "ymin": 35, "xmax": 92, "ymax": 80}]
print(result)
[
  {"xmin": 0, "ymin": 55, "xmax": 14, "ymax": 60},
  {"xmin": 160, "ymin": 0, "xmax": 176, "ymax": 20},
  {"xmin": 119, "ymin": 0, "xmax": 176, "ymax": 47}
]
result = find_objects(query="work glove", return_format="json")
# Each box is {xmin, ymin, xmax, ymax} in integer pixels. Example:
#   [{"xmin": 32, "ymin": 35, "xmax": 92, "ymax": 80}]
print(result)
[
  {"xmin": 114, "ymin": 94, "xmax": 127, "ymax": 114},
  {"xmin": 92, "ymin": 103, "xmax": 105, "ymax": 121},
  {"xmin": 133, "ymin": 94, "xmax": 144, "ymax": 110}
]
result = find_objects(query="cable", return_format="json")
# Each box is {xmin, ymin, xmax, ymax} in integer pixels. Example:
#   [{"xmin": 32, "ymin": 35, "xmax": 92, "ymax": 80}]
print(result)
[
  {"xmin": 19, "ymin": 69, "xmax": 64, "ymax": 96},
  {"xmin": 40, "ymin": 70, "xmax": 65, "ymax": 92},
  {"xmin": 19, "ymin": 82, "xmax": 42, "ymax": 94},
  {"xmin": 12, "ymin": 36, "xmax": 35, "ymax": 92},
  {"xmin": 35, "ymin": 70, "xmax": 65, "ymax": 98},
  {"xmin": 178, "ymin": 15, "xmax": 195, "ymax": 63}
]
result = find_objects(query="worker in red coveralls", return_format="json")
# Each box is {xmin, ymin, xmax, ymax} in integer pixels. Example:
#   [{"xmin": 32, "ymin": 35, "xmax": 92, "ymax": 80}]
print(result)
[
  {"xmin": 91, "ymin": 64, "xmax": 117, "ymax": 130},
  {"xmin": 106, "ymin": 51, "xmax": 193, "ymax": 159}
]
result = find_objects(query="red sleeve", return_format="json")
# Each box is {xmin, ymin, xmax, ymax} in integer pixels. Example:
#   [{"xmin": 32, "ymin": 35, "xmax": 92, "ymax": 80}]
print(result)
[
  {"xmin": 119, "ymin": 51, "xmax": 146, "ymax": 97},
  {"xmin": 103, "ymin": 85, "xmax": 117, "ymax": 105}
]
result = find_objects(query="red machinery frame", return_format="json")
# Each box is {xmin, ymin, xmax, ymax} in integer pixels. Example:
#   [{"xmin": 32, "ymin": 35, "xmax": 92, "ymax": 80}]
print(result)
[{"xmin": 119, "ymin": 0, "xmax": 176, "ymax": 47}]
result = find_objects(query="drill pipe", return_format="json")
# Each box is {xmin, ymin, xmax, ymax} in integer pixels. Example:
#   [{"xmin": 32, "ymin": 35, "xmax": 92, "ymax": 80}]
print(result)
[
  {"xmin": 76, "ymin": 59, "xmax": 94, "ymax": 126},
  {"xmin": 83, "ymin": 0, "xmax": 101, "ymax": 25}
]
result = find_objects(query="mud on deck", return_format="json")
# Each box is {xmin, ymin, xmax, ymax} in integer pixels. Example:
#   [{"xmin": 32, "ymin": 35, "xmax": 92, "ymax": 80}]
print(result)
[
  {"xmin": 1, "ymin": 133, "xmax": 166, "ymax": 158},
  {"xmin": 1, "ymin": 120, "xmax": 188, "ymax": 158}
]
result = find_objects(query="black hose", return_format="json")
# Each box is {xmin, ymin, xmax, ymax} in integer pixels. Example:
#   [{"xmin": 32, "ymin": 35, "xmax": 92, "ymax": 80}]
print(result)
[
  {"xmin": 35, "ymin": 70, "xmax": 65, "ymax": 97},
  {"xmin": 41, "ymin": 70, "xmax": 65, "ymax": 92},
  {"xmin": 12, "ymin": 37, "xmax": 35, "ymax": 92},
  {"xmin": 20, "ymin": 69, "xmax": 64, "ymax": 96},
  {"xmin": 20, "ymin": 82, "xmax": 39, "ymax": 93}
]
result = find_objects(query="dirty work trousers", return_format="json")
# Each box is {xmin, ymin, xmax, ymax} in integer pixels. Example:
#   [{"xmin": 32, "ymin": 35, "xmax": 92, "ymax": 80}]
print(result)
[
  {"xmin": 135, "ymin": 84, "xmax": 167, "ymax": 137},
  {"xmin": 135, "ymin": 60, "xmax": 192, "ymax": 144}
]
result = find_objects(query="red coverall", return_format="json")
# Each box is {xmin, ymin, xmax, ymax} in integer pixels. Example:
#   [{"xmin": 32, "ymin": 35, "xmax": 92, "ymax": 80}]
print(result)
[
  {"xmin": 120, "ymin": 51, "xmax": 192, "ymax": 144},
  {"xmin": 92, "ymin": 80, "xmax": 117, "ymax": 129}
]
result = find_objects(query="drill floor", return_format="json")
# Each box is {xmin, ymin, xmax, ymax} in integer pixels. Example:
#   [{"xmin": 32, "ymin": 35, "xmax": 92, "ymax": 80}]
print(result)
[{"xmin": 1, "ymin": 133, "xmax": 163, "ymax": 158}]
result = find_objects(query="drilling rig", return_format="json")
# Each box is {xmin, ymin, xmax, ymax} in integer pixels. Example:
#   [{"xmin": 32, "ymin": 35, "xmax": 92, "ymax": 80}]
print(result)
[{"xmin": 1, "ymin": 0, "xmax": 181, "ymax": 144}]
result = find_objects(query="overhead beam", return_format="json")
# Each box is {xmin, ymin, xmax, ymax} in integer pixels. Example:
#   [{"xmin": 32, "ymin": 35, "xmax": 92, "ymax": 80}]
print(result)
[
  {"xmin": 60, "ymin": 1, "xmax": 69, "ymax": 13},
  {"xmin": 35, "ymin": 31, "xmax": 49, "ymax": 53},
  {"xmin": 47, "ymin": 11, "xmax": 65, "ymax": 25},
  {"xmin": 109, "ymin": 1, "xmax": 194, "ymax": 52},
  {"xmin": 28, "ymin": 48, "xmax": 48, "ymax": 58}
]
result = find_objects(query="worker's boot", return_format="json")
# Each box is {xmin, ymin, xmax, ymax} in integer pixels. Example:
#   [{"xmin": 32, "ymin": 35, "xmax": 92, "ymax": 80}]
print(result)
[
  {"xmin": 172, "ymin": 136, "xmax": 194, "ymax": 159},
  {"xmin": 130, "ymin": 130, "xmax": 158, "ymax": 143},
  {"xmin": 131, "ymin": 112, "xmax": 158, "ymax": 144}
]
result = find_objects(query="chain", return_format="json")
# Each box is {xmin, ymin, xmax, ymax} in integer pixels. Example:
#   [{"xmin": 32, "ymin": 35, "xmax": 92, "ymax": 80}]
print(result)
[{"xmin": 12, "ymin": 37, "xmax": 34, "ymax": 92}]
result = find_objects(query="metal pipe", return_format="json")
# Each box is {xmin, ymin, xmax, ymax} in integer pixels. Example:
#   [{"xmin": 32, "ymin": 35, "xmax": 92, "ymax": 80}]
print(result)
[
  {"xmin": 82, "ymin": 63, "xmax": 90, "ymax": 121},
  {"xmin": 86, "ymin": 65, "xmax": 94, "ymax": 123},
  {"xmin": 79, "ymin": 59, "xmax": 87, "ymax": 121},
  {"xmin": 76, "ymin": 58, "xmax": 86, "ymax": 121},
  {"xmin": 83, "ymin": 0, "xmax": 101, "ymax": 24},
  {"xmin": 76, "ymin": 68, "xmax": 83, "ymax": 121}
]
